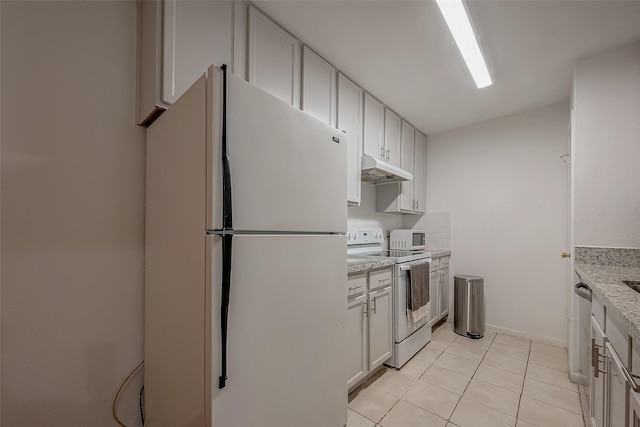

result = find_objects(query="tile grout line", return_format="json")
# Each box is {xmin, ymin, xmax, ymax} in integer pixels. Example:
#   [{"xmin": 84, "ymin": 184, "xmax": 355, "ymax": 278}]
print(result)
[
  {"xmin": 514, "ymin": 342, "xmax": 532, "ymax": 424},
  {"xmin": 443, "ymin": 331, "xmax": 497, "ymax": 423}
]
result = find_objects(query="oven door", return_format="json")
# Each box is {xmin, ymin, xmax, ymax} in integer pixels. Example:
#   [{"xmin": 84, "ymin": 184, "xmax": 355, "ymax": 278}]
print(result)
[{"xmin": 394, "ymin": 259, "xmax": 431, "ymax": 343}]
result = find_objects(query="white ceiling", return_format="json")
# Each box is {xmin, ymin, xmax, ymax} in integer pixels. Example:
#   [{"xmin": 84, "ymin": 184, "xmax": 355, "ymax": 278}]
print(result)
[{"xmin": 254, "ymin": 0, "xmax": 640, "ymax": 135}]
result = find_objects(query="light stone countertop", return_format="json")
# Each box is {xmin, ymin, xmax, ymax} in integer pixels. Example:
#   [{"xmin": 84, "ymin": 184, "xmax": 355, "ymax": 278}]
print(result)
[
  {"xmin": 347, "ymin": 256, "xmax": 397, "ymax": 274},
  {"xmin": 347, "ymin": 251, "xmax": 452, "ymax": 274},
  {"xmin": 430, "ymin": 250, "xmax": 452, "ymax": 259},
  {"xmin": 575, "ymin": 263, "xmax": 640, "ymax": 345}
]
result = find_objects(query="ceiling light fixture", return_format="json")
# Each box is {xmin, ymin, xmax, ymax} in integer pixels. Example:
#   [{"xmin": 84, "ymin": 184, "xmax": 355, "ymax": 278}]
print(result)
[{"xmin": 436, "ymin": 0, "xmax": 493, "ymax": 89}]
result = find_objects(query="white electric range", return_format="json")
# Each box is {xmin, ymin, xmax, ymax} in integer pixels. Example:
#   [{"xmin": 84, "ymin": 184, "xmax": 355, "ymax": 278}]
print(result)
[{"xmin": 347, "ymin": 228, "xmax": 433, "ymax": 368}]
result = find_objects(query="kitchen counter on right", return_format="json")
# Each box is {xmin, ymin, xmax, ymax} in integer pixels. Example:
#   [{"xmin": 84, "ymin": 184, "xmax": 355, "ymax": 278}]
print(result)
[{"xmin": 575, "ymin": 262, "xmax": 640, "ymax": 345}]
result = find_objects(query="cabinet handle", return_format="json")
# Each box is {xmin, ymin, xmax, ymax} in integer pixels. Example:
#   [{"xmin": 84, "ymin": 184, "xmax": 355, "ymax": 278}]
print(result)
[
  {"xmin": 622, "ymin": 364, "xmax": 640, "ymax": 393},
  {"xmin": 592, "ymin": 343, "xmax": 606, "ymax": 377},
  {"xmin": 416, "ymin": 200, "xmax": 419, "ymax": 210},
  {"xmin": 348, "ymin": 285, "xmax": 363, "ymax": 291},
  {"xmin": 379, "ymin": 278, "xmax": 390, "ymax": 285},
  {"xmin": 591, "ymin": 338, "xmax": 597, "ymax": 371},
  {"xmin": 386, "ymin": 149, "xmax": 390, "ymax": 161},
  {"xmin": 381, "ymin": 147, "xmax": 385, "ymax": 159},
  {"xmin": 372, "ymin": 297, "xmax": 377, "ymax": 314},
  {"xmin": 364, "ymin": 300, "xmax": 368, "ymax": 318}
]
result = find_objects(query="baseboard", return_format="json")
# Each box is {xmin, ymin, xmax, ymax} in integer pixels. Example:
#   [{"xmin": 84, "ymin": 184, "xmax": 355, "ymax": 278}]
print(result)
[
  {"xmin": 485, "ymin": 323, "xmax": 567, "ymax": 347},
  {"xmin": 569, "ymin": 371, "xmax": 588, "ymax": 386}
]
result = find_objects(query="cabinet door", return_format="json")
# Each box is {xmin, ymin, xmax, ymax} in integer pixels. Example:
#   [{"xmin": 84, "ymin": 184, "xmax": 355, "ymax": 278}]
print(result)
[
  {"xmin": 384, "ymin": 109, "xmax": 402, "ymax": 168},
  {"xmin": 413, "ymin": 131, "xmax": 427, "ymax": 214},
  {"xmin": 399, "ymin": 120, "xmax": 415, "ymax": 211},
  {"xmin": 248, "ymin": 6, "xmax": 300, "ymax": 107},
  {"xmin": 606, "ymin": 342, "xmax": 628, "ymax": 427},
  {"xmin": 162, "ymin": 0, "xmax": 233, "ymax": 105},
  {"xmin": 337, "ymin": 74, "xmax": 363, "ymax": 206},
  {"xmin": 369, "ymin": 286, "xmax": 392, "ymax": 370},
  {"xmin": 137, "ymin": 0, "xmax": 233, "ymax": 124},
  {"xmin": 439, "ymin": 268, "xmax": 449, "ymax": 318},
  {"xmin": 592, "ymin": 316, "xmax": 606, "ymax": 427},
  {"xmin": 302, "ymin": 47, "xmax": 336, "ymax": 126},
  {"xmin": 347, "ymin": 295, "xmax": 368, "ymax": 389},
  {"xmin": 429, "ymin": 271, "xmax": 439, "ymax": 325},
  {"xmin": 363, "ymin": 93, "xmax": 385, "ymax": 161},
  {"xmin": 630, "ymin": 388, "xmax": 640, "ymax": 427}
]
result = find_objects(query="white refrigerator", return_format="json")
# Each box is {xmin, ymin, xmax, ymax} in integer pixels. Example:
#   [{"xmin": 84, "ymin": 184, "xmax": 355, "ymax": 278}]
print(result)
[{"xmin": 145, "ymin": 65, "xmax": 348, "ymax": 427}]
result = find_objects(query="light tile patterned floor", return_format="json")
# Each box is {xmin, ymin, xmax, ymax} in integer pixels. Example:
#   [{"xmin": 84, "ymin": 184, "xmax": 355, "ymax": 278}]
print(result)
[{"xmin": 347, "ymin": 322, "xmax": 589, "ymax": 427}]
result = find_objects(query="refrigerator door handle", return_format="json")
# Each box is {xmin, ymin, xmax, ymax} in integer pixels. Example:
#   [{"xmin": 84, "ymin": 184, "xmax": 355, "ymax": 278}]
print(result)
[
  {"xmin": 221, "ymin": 64, "xmax": 233, "ymax": 231},
  {"xmin": 219, "ymin": 64, "xmax": 234, "ymax": 389},
  {"xmin": 219, "ymin": 234, "xmax": 233, "ymax": 389}
]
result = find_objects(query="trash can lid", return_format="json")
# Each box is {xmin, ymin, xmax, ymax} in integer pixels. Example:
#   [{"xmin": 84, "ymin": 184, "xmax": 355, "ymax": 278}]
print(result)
[{"xmin": 454, "ymin": 274, "xmax": 484, "ymax": 281}]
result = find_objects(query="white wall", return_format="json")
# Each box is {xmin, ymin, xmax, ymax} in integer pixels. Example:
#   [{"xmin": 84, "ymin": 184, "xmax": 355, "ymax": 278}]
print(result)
[
  {"xmin": 347, "ymin": 183, "xmax": 404, "ymax": 236},
  {"xmin": 414, "ymin": 103, "xmax": 570, "ymax": 344},
  {"xmin": 1, "ymin": 2, "xmax": 145, "ymax": 426},
  {"xmin": 573, "ymin": 42, "xmax": 640, "ymax": 248}
]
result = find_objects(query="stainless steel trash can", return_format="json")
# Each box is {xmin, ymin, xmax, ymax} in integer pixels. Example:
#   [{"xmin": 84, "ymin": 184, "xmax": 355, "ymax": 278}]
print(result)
[{"xmin": 454, "ymin": 275, "xmax": 485, "ymax": 339}]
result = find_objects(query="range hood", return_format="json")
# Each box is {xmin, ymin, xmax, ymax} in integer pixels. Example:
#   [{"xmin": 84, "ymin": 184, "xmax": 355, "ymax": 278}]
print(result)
[{"xmin": 361, "ymin": 154, "xmax": 413, "ymax": 184}]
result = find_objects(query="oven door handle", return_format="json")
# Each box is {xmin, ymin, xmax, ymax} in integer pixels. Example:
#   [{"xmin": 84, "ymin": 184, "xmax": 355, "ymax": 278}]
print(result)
[{"xmin": 400, "ymin": 261, "xmax": 430, "ymax": 271}]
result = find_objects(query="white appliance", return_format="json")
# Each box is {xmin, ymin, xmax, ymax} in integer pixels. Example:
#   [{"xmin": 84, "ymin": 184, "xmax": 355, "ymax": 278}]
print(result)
[
  {"xmin": 389, "ymin": 229, "xmax": 426, "ymax": 250},
  {"xmin": 145, "ymin": 65, "xmax": 348, "ymax": 427},
  {"xmin": 360, "ymin": 154, "xmax": 413, "ymax": 184},
  {"xmin": 347, "ymin": 228, "xmax": 432, "ymax": 368}
]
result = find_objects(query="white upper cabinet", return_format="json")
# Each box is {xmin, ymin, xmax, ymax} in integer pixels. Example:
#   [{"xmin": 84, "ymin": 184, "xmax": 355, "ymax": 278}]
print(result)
[
  {"xmin": 363, "ymin": 93, "xmax": 385, "ymax": 162},
  {"xmin": 248, "ymin": 6, "xmax": 301, "ymax": 108},
  {"xmin": 399, "ymin": 120, "xmax": 415, "ymax": 212},
  {"xmin": 384, "ymin": 109, "xmax": 402, "ymax": 168},
  {"xmin": 137, "ymin": 0, "xmax": 233, "ymax": 125},
  {"xmin": 376, "ymin": 125, "xmax": 427, "ymax": 215},
  {"xmin": 302, "ymin": 47, "xmax": 337, "ymax": 126},
  {"xmin": 413, "ymin": 131, "xmax": 427, "ymax": 214},
  {"xmin": 337, "ymin": 74, "xmax": 363, "ymax": 206}
]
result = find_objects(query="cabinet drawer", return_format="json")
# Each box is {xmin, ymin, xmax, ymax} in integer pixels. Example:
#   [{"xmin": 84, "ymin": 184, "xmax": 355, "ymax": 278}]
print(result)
[
  {"xmin": 348, "ymin": 273, "xmax": 367, "ymax": 298},
  {"xmin": 593, "ymin": 294, "xmax": 605, "ymax": 329},
  {"xmin": 439, "ymin": 256, "xmax": 450, "ymax": 268},
  {"xmin": 606, "ymin": 313, "xmax": 629, "ymax": 367},
  {"xmin": 369, "ymin": 268, "xmax": 393, "ymax": 291}
]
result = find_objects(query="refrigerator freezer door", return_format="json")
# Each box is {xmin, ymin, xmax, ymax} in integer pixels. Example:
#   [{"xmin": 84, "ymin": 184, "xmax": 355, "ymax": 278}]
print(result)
[
  {"xmin": 208, "ymin": 234, "xmax": 347, "ymax": 427},
  {"xmin": 207, "ymin": 66, "xmax": 347, "ymax": 233}
]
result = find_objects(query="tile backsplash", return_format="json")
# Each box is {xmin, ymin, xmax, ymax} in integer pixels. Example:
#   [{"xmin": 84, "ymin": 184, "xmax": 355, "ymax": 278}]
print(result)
[{"xmin": 574, "ymin": 246, "xmax": 640, "ymax": 267}]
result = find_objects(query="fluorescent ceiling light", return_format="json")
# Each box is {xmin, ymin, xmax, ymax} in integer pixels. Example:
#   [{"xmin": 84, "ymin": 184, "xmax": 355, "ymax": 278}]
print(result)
[{"xmin": 436, "ymin": 0, "xmax": 493, "ymax": 89}]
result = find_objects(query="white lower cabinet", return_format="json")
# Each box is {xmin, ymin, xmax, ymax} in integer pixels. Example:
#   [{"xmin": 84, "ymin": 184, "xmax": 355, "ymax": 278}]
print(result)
[
  {"xmin": 631, "ymin": 391, "xmax": 640, "ymax": 427},
  {"xmin": 591, "ymin": 316, "xmax": 607, "ymax": 427},
  {"xmin": 590, "ymin": 302, "xmax": 636, "ymax": 427},
  {"xmin": 346, "ymin": 293, "xmax": 367, "ymax": 389},
  {"xmin": 439, "ymin": 265, "xmax": 449, "ymax": 318},
  {"xmin": 428, "ymin": 257, "xmax": 450, "ymax": 325},
  {"xmin": 429, "ymin": 268, "xmax": 439, "ymax": 325},
  {"xmin": 606, "ymin": 342, "xmax": 628, "ymax": 427},
  {"xmin": 369, "ymin": 286, "xmax": 392, "ymax": 369},
  {"xmin": 346, "ymin": 268, "xmax": 393, "ymax": 390}
]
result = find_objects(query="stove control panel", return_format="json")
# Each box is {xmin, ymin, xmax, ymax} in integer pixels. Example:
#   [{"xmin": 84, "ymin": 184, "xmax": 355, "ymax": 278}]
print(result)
[{"xmin": 347, "ymin": 228, "xmax": 385, "ymax": 245}]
